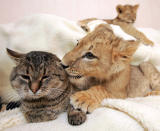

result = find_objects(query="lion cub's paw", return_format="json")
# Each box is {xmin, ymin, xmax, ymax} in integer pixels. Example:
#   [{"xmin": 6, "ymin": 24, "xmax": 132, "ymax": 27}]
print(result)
[
  {"xmin": 68, "ymin": 109, "xmax": 86, "ymax": 125},
  {"xmin": 81, "ymin": 25, "xmax": 90, "ymax": 32},
  {"xmin": 145, "ymin": 40, "xmax": 154, "ymax": 46},
  {"xmin": 70, "ymin": 91, "xmax": 100, "ymax": 113},
  {"xmin": 146, "ymin": 91, "xmax": 160, "ymax": 96}
]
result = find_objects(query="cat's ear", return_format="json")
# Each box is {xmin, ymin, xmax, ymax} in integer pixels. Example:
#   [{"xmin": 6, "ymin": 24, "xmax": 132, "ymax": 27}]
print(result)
[
  {"xmin": 134, "ymin": 4, "xmax": 139, "ymax": 11},
  {"xmin": 6, "ymin": 48, "xmax": 25, "ymax": 65},
  {"xmin": 116, "ymin": 5, "xmax": 123, "ymax": 13}
]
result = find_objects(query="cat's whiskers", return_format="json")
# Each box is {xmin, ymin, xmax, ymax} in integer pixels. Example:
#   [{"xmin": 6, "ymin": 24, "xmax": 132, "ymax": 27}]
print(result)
[{"xmin": 52, "ymin": 87, "xmax": 64, "ymax": 93}]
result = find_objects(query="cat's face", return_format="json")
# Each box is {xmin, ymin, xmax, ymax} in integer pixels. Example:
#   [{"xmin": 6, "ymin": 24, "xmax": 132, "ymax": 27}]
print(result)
[{"xmin": 7, "ymin": 49, "xmax": 68, "ymax": 100}]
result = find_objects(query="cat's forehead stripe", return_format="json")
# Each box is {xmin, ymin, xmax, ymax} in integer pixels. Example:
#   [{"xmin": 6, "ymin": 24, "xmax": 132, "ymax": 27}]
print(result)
[{"xmin": 25, "ymin": 52, "xmax": 56, "ymax": 68}]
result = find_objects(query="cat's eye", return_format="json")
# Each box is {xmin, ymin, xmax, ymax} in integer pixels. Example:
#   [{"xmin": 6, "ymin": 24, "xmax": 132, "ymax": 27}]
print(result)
[
  {"xmin": 83, "ymin": 52, "xmax": 97, "ymax": 59},
  {"xmin": 42, "ymin": 76, "xmax": 49, "ymax": 80},
  {"xmin": 20, "ymin": 75, "xmax": 30, "ymax": 81}
]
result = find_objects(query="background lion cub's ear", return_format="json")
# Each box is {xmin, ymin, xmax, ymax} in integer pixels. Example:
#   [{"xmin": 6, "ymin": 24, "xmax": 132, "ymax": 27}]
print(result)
[
  {"xmin": 6, "ymin": 48, "xmax": 25, "ymax": 65},
  {"xmin": 112, "ymin": 40, "xmax": 139, "ymax": 63},
  {"xmin": 134, "ymin": 4, "xmax": 139, "ymax": 11},
  {"xmin": 116, "ymin": 4, "xmax": 123, "ymax": 13}
]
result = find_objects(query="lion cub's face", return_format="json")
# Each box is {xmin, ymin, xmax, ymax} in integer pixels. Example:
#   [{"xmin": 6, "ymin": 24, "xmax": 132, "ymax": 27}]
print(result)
[
  {"xmin": 116, "ymin": 4, "xmax": 139, "ymax": 23},
  {"xmin": 62, "ymin": 24, "xmax": 139, "ymax": 89}
]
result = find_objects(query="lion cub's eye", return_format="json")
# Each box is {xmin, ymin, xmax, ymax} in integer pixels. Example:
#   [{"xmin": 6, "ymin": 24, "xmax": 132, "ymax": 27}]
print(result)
[
  {"xmin": 83, "ymin": 52, "xmax": 96, "ymax": 59},
  {"xmin": 119, "ymin": 9, "xmax": 122, "ymax": 13}
]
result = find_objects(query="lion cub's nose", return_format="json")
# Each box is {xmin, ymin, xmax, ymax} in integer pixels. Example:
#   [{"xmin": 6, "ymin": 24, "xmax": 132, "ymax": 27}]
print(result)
[{"xmin": 61, "ymin": 63, "xmax": 69, "ymax": 69}]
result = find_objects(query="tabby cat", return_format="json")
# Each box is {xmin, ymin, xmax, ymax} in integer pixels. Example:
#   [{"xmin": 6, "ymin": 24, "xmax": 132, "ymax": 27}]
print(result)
[{"xmin": 7, "ymin": 48, "xmax": 86, "ymax": 125}]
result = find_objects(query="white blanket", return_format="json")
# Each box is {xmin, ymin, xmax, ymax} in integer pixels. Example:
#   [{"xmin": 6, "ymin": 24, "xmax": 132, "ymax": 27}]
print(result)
[{"xmin": 1, "ymin": 96, "xmax": 160, "ymax": 131}]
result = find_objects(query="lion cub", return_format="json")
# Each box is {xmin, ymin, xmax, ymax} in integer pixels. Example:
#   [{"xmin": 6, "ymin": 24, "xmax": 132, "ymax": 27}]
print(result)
[
  {"xmin": 62, "ymin": 24, "xmax": 160, "ymax": 113},
  {"xmin": 105, "ymin": 4, "xmax": 154, "ymax": 46},
  {"xmin": 7, "ymin": 49, "xmax": 86, "ymax": 125},
  {"xmin": 79, "ymin": 4, "xmax": 154, "ymax": 46}
]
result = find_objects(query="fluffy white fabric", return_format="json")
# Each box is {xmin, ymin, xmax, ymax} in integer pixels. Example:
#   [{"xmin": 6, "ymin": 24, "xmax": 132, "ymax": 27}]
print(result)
[{"xmin": 1, "ymin": 96, "xmax": 160, "ymax": 131}]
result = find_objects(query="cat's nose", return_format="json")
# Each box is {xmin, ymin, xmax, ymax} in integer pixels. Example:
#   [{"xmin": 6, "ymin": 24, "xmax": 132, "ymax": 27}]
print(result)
[
  {"xmin": 61, "ymin": 63, "xmax": 69, "ymax": 69},
  {"xmin": 30, "ymin": 82, "xmax": 40, "ymax": 94}
]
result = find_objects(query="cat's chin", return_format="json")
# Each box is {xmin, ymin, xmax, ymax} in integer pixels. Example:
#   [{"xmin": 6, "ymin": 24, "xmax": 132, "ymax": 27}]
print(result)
[
  {"xmin": 23, "ymin": 95, "xmax": 45, "ymax": 100},
  {"xmin": 22, "ymin": 92, "xmax": 48, "ymax": 100}
]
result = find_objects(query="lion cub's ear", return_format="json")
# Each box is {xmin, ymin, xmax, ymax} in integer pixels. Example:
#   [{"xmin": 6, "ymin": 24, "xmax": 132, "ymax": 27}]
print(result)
[
  {"xmin": 6, "ymin": 48, "xmax": 25, "ymax": 65},
  {"xmin": 133, "ymin": 4, "xmax": 139, "ymax": 11},
  {"xmin": 112, "ymin": 40, "xmax": 139, "ymax": 63}
]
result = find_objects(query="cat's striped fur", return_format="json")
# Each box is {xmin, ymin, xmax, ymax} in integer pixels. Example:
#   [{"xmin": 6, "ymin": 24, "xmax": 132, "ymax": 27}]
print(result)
[{"xmin": 7, "ymin": 49, "xmax": 86, "ymax": 125}]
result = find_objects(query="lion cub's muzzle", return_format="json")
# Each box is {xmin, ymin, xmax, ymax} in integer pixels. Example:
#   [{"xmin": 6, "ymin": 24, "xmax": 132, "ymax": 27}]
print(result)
[
  {"xmin": 61, "ymin": 63, "xmax": 69, "ymax": 69},
  {"xmin": 61, "ymin": 63, "xmax": 82, "ymax": 79}
]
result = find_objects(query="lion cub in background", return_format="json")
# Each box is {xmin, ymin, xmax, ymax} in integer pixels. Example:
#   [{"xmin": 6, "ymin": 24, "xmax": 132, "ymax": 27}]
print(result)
[
  {"xmin": 62, "ymin": 24, "xmax": 160, "ymax": 113},
  {"xmin": 105, "ymin": 4, "xmax": 154, "ymax": 45},
  {"xmin": 79, "ymin": 4, "xmax": 154, "ymax": 46}
]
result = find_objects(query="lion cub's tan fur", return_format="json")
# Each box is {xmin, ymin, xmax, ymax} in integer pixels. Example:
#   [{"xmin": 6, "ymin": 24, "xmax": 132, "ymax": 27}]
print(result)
[
  {"xmin": 79, "ymin": 4, "xmax": 154, "ymax": 46},
  {"xmin": 105, "ymin": 4, "xmax": 153, "ymax": 45},
  {"xmin": 62, "ymin": 24, "xmax": 160, "ymax": 113}
]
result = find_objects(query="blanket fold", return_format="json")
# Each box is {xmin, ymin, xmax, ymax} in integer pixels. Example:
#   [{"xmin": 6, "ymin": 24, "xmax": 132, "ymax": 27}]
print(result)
[
  {"xmin": 1, "ymin": 96, "xmax": 160, "ymax": 131},
  {"xmin": 102, "ymin": 96, "xmax": 160, "ymax": 131}
]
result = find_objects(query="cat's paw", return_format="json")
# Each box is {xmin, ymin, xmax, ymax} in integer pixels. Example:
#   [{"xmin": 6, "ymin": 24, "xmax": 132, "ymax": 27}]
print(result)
[
  {"xmin": 68, "ymin": 109, "xmax": 86, "ymax": 125},
  {"xmin": 0, "ymin": 101, "xmax": 21, "ymax": 112},
  {"xmin": 70, "ymin": 91, "xmax": 100, "ymax": 113},
  {"xmin": 6, "ymin": 101, "xmax": 21, "ymax": 110}
]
